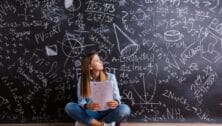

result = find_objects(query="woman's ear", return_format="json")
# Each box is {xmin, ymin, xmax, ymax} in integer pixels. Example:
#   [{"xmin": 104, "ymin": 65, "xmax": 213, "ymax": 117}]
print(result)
[{"xmin": 89, "ymin": 65, "xmax": 93, "ymax": 70}]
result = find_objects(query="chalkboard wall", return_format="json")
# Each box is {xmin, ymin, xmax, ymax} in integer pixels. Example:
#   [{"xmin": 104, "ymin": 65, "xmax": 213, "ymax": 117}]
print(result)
[{"xmin": 1, "ymin": 0, "xmax": 222, "ymax": 123}]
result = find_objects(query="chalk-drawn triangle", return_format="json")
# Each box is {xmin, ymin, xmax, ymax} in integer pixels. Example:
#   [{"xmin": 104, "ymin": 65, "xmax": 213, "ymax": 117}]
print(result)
[
  {"xmin": 113, "ymin": 23, "xmax": 138, "ymax": 57},
  {"xmin": 46, "ymin": 45, "xmax": 58, "ymax": 56},
  {"xmin": 166, "ymin": 51, "xmax": 180, "ymax": 69}
]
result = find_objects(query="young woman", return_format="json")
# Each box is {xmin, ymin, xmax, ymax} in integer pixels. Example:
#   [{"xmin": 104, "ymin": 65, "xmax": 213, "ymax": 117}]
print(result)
[{"xmin": 65, "ymin": 52, "xmax": 131, "ymax": 126}]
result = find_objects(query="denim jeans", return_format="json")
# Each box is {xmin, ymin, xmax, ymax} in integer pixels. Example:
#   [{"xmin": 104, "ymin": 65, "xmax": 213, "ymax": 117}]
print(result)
[{"xmin": 65, "ymin": 102, "xmax": 131, "ymax": 126}]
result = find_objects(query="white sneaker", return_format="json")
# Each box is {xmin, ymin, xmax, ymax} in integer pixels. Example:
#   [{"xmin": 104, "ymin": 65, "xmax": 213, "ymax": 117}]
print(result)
[
  {"xmin": 75, "ymin": 121, "xmax": 85, "ymax": 126},
  {"xmin": 104, "ymin": 122, "xmax": 115, "ymax": 126},
  {"xmin": 75, "ymin": 121, "xmax": 115, "ymax": 126}
]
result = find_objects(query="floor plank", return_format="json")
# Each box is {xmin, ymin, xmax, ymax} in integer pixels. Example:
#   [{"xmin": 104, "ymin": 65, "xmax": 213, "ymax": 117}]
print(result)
[{"xmin": 0, "ymin": 123, "xmax": 221, "ymax": 126}]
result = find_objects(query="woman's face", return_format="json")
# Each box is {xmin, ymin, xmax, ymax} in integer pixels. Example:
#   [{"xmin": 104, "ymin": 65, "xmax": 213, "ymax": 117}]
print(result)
[{"xmin": 90, "ymin": 54, "xmax": 104, "ymax": 71}]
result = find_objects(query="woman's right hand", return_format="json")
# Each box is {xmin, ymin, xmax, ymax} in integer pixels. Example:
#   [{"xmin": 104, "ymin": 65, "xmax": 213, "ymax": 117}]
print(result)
[{"xmin": 86, "ymin": 102, "xmax": 101, "ymax": 111}]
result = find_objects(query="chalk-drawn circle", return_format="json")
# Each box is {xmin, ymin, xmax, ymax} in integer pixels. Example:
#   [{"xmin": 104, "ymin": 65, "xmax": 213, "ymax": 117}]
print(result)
[
  {"xmin": 120, "ymin": 44, "xmax": 138, "ymax": 57},
  {"xmin": 62, "ymin": 39, "xmax": 82, "ymax": 58},
  {"xmin": 164, "ymin": 30, "xmax": 181, "ymax": 42}
]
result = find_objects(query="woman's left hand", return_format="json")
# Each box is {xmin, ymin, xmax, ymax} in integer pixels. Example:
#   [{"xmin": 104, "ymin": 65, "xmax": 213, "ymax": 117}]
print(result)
[{"xmin": 107, "ymin": 100, "xmax": 118, "ymax": 109}]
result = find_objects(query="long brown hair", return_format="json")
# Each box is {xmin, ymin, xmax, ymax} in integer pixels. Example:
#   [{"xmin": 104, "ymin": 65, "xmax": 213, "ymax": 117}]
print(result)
[{"xmin": 80, "ymin": 51, "xmax": 108, "ymax": 98}]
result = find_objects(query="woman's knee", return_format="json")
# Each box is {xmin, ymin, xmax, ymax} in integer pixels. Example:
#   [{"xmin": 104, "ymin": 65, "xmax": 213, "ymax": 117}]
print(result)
[
  {"xmin": 118, "ymin": 104, "xmax": 131, "ymax": 116},
  {"xmin": 64, "ymin": 102, "xmax": 78, "ymax": 114}
]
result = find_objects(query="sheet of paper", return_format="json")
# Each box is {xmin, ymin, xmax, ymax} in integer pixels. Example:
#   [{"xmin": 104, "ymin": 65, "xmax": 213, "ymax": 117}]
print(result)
[{"xmin": 91, "ymin": 81, "xmax": 113, "ymax": 111}]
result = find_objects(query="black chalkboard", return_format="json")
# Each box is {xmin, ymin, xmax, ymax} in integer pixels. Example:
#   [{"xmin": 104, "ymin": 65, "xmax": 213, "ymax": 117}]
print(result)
[{"xmin": 0, "ymin": 0, "xmax": 222, "ymax": 123}]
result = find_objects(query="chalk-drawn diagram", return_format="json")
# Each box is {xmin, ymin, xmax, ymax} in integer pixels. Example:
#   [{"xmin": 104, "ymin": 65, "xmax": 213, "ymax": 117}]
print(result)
[
  {"xmin": 180, "ymin": 42, "xmax": 200, "ymax": 64},
  {"xmin": 62, "ymin": 32, "xmax": 83, "ymax": 58},
  {"xmin": 164, "ymin": 30, "xmax": 185, "ymax": 49},
  {"xmin": 41, "ymin": 6, "xmax": 66, "ymax": 23},
  {"xmin": 61, "ymin": 32, "xmax": 94, "ymax": 67},
  {"xmin": 64, "ymin": 0, "xmax": 81, "ymax": 12},
  {"xmin": 119, "ymin": 60, "xmax": 160, "ymax": 108},
  {"xmin": 200, "ymin": 28, "xmax": 222, "ymax": 63},
  {"xmin": 132, "ymin": 64, "xmax": 159, "ymax": 106},
  {"xmin": 166, "ymin": 51, "xmax": 180, "ymax": 70},
  {"xmin": 164, "ymin": 30, "xmax": 183, "ymax": 43},
  {"xmin": 18, "ymin": 8, "xmax": 34, "ymax": 21},
  {"xmin": 131, "ymin": 8, "xmax": 152, "ymax": 26},
  {"xmin": 45, "ymin": 45, "xmax": 58, "ymax": 56},
  {"xmin": 190, "ymin": 66, "xmax": 218, "ymax": 104},
  {"xmin": 113, "ymin": 23, "xmax": 138, "ymax": 57}
]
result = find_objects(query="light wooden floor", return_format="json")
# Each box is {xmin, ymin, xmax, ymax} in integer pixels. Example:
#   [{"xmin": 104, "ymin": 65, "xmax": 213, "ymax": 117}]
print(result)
[{"xmin": 0, "ymin": 123, "xmax": 222, "ymax": 126}]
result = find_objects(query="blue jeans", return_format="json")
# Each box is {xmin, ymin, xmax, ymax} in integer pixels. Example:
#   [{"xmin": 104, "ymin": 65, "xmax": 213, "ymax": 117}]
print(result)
[{"xmin": 65, "ymin": 102, "xmax": 131, "ymax": 125}]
